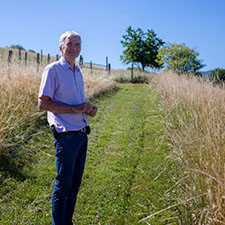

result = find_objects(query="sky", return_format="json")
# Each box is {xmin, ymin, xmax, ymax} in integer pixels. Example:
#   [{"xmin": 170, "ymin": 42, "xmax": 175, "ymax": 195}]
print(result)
[{"xmin": 0, "ymin": 0, "xmax": 224, "ymax": 71}]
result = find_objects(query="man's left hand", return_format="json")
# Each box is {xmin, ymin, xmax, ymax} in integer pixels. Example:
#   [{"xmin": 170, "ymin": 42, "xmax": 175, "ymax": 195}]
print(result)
[{"xmin": 87, "ymin": 106, "xmax": 97, "ymax": 117}]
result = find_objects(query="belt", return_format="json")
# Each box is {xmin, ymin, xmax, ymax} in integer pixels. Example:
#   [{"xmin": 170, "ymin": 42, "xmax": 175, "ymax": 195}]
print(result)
[
  {"xmin": 51, "ymin": 125, "xmax": 91, "ymax": 136},
  {"xmin": 78, "ymin": 126, "xmax": 90, "ymax": 134}
]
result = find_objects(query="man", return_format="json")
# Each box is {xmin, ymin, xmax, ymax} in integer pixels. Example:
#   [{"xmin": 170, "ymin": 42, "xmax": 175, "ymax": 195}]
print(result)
[{"xmin": 38, "ymin": 31, "xmax": 97, "ymax": 225}]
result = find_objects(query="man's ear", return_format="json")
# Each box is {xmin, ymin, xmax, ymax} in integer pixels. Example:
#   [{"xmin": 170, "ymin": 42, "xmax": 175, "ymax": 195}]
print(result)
[{"xmin": 59, "ymin": 46, "xmax": 62, "ymax": 52}]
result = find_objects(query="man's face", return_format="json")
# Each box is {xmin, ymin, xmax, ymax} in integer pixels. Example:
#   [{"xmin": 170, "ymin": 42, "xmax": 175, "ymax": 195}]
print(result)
[{"xmin": 60, "ymin": 36, "xmax": 81, "ymax": 61}]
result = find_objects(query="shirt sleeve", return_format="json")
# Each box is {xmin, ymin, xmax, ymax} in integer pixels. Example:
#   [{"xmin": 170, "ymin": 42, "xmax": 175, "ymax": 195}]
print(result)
[
  {"xmin": 80, "ymin": 71, "xmax": 86, "ymax": 102},
  {"xmin": 38, "ymin": 66, "xmax": 57, "ymax": 99}
]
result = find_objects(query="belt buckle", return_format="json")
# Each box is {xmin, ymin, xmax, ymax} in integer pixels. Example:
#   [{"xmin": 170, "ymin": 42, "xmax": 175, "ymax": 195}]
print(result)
[{"xmin": 81, "ymin": 127, "xmax": 86, "ymax": 133}]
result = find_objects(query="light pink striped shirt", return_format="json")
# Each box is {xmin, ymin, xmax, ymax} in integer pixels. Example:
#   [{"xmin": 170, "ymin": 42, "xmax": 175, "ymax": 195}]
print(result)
[{"xmin": 39, "ymin": 57, "xmax": 89, "ymax": 133}]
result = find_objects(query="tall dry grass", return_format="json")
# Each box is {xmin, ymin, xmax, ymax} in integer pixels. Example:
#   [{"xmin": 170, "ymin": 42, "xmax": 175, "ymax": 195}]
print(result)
[
  {"xmin": 151, "ymin": 72, "xmax": 225, "ymax": 224},
  {"xmin": 81, "ymin": 67, "xmax": 116, "ymax": 99},
  {"xmin": 0, "ymin": 61, "xmax": 42, "ymax": 154},
  {"xmin": 0, "ymin": 61, "xmax": 115, "ymax": 155}
]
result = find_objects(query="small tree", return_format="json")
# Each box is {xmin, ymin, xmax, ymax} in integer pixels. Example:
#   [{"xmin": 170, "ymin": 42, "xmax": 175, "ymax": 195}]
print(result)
[
  {"xmin": 10, "ymin": 44, "xmax": 26, "ymax": 51},
  {"xmin": 28, "ymin": 49, "xmax": 36, "ymax": 53},
  {"xmin": 120, "ymin": 26, "xmax": 164, "ymax": 71},
  {"xmin": 120, "ymin": 26, "xmax": 144, "ymax": 69},
  {"xmin": 157, "ymin": 43, "xmax": 205, "ymax": 75},
  {"xmin": 209, "ymin": 68, "xmax": 225, "ymax": 84}
]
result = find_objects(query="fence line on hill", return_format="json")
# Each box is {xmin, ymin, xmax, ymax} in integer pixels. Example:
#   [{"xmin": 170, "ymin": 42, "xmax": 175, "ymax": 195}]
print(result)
[
  {"xmin": 79, "ymin": 55, "xmax": 111, "ymax": 74},
  {"xmin": 6, "ymin": 48, "xmax": 111, "ymax": 74}
]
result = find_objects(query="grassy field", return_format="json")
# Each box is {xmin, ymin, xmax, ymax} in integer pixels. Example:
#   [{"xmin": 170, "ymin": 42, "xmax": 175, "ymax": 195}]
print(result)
[
  {"xmin": 0, "ymin": 57, "xmax": 224, "ymax": 224},
  {"xmin": 0, "ymin": 84, "xmax": 181, "ymax": 224}
]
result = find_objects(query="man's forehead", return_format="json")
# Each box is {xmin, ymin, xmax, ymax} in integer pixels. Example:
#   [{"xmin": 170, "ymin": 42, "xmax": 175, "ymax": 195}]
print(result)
[{"xmin": 66, "ymin": 36, "xmax": 81, "ymax": 43}]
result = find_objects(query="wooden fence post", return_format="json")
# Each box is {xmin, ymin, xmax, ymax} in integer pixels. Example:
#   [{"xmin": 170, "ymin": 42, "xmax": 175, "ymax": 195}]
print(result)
[
  {"xmin": 47, "ymin": 54, "xmax": 50, "ymax": 64},
  {"xmin": 37, "ymin": 53, "xmax": 40, "ymax": 71},
  {"xmin": 8, "ymin": 50, "xmax": 13, "ymax": 65},
  {"xmin": 108, "ymin": 63, "xmax": 111, "ymax": 75},
  {"xmin": 106, "ymin": 56, "xmax": 108, "ymax": 72},
  {"xmin": 90, "ymin": 61, "xmax": 92, "ymax": 74},
  {"xmin": 25, "ymin": 52, "xmax": 27, "ymax": 66},
  {"xmin": 79, "ymin": 55, "xmax": 83, "ymax": 66}
]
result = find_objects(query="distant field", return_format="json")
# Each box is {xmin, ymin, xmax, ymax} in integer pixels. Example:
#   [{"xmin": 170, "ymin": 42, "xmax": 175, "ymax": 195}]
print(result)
[{"xmin": 0, "ymin": 47, "xmax": 57, "ymax": 65}]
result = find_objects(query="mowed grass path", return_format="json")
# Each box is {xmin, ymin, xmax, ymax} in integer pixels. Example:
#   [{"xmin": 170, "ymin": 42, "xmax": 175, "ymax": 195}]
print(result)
[{"xmin": 0, "ymin": 84, "xmax": 180, "ymax": 225}]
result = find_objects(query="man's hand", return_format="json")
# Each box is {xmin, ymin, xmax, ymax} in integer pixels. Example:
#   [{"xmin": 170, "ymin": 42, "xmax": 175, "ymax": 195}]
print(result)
[
  {"xmin": 75, "ymin": 102, "xmax": 93, "ymax": 113},
  {"xmin": 87, "ymin": 106, "xmax": 97, "ymax": 117}
]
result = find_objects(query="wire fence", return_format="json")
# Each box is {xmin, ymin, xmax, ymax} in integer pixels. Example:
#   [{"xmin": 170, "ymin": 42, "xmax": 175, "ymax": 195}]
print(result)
[
  {"xmin": 5, "ymin": 48, "xmax": 111, "ymax": 74},
  {"xmin": 79, "ymin": 55, "xmax": 111, "ymax": 74}
]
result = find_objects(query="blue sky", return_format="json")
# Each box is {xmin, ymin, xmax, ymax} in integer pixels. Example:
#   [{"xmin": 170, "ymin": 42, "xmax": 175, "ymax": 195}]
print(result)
[{"xmin": 0, "ymin": 0, "xmax": 224, "ymax": 71}]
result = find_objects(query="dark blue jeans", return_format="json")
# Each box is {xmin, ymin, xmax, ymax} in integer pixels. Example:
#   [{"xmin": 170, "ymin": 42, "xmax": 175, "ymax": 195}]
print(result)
[{"xmin": 52, "ymin": 130, "xmax": 88, "ymax": 225}]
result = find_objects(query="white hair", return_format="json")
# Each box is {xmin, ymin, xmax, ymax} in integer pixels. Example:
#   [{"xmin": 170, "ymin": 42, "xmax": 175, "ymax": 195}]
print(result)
[{"xmin": 59, "ymin": 31, "xmax": 81, "ymax": 48}]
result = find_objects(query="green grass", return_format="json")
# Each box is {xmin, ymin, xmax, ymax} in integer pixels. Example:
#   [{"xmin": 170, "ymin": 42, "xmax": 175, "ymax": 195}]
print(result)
[{"xmin": 0, "ymin": 84, "xmax": 181, "ymax": 224}]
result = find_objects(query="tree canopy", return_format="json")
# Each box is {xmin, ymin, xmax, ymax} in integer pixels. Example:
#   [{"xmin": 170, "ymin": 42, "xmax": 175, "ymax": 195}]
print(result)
[
  {"xmin": 120, "ymin": 26, "xmax": 164, "ymax": 71},
  {"xmin": 156, "ymin": 43, "xmax": 205, "ymax": 75}
]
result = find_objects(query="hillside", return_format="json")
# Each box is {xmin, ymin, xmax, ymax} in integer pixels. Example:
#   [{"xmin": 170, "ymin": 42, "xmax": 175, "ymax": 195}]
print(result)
[
  {"xmin": 0, "ymin": 47, "xmax": 57, "ymax": 65},
  {"xmin": 0, "ymin": 57, "xmax": 224, "ymax": 224}
]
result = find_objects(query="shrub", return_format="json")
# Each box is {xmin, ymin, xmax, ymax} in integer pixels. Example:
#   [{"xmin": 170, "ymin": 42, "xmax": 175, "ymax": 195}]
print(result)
[{"xmin": 209, "ymin": 68, "xmax": 225, "ymax": 84}]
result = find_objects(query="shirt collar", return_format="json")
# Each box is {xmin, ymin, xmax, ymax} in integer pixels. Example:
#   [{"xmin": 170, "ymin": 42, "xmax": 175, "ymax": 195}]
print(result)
[{"xmin": 59, "ymin": 57, "xmax": 79, "ymax": 72}]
